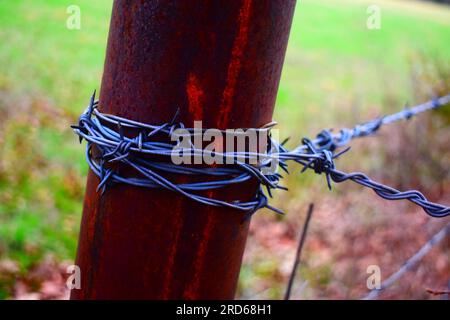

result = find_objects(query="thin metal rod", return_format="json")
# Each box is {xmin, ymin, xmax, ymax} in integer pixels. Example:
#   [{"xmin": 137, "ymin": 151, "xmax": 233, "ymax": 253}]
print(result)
[{"xmin": 284, "ymin": 203, "xmax": 314, "ymax": 300}]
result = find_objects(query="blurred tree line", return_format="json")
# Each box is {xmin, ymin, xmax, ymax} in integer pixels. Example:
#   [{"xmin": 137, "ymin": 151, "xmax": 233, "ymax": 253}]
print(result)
[{"xmin": 424, "ymin": 0, "xmax": 450, "ymax": 4}]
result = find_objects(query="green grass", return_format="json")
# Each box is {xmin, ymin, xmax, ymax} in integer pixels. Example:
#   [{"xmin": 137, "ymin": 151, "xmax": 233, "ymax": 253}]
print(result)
[
  {"xmin": 277, "ymin": 0, "xmax": 450, "ymax": 135},
  {"xmin": 0, "ymin": 0, "xmax": 111, "ymax": 109},
  {"xmin": 0, "ymin": 1, "xmax": 111, "ymax": 295},
  {"xmin": 0, "ymin": 0, "xmax": 449, "ymax": 298}
]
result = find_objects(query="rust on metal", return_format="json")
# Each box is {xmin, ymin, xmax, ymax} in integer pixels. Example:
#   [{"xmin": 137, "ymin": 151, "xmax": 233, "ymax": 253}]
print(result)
[{"xmin": 71, "ymin": 0, "xmax": 296, "ymax": 299}]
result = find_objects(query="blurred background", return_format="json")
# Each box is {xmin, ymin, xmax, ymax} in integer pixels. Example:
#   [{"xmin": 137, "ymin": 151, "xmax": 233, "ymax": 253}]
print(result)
[{"xmin": 0, "ymin": 0, "xmax": 449, "ymax": 299}]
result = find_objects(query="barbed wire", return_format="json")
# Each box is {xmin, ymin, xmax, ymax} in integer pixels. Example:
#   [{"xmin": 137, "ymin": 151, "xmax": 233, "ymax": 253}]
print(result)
[
  {"xmin": 72, "ymin": 92, "xmax": 450, "ymax": 218},
  {"xmin": 362, "ymin": 221, "xmax": 450, "ymax": 300},
  {"xmin": 297, "ymin": 93, "xmax": 450, "ymax": 152}
]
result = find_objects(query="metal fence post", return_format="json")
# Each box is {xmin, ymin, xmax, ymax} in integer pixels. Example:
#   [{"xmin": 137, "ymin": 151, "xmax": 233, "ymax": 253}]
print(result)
[{"xmin": 71, "ymin": 0, "xmax": 296, "ymax": 299}]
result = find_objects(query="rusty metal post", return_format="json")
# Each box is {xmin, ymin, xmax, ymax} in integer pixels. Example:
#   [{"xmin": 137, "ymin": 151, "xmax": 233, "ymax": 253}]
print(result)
[{"xmin": 71, "ymin": 0, "xmax": 296, "ymax": 299}]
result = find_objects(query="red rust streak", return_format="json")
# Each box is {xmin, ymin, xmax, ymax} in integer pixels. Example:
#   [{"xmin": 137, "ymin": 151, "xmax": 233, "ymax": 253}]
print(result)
[
  {"xmin": 162, "ymin": 72, "xmax": 206, "ymax": 297},
  {"xmin": 218, "ymin": 0, "xmax": 252, "ymax": 129},
  {"xmin": 184, "ymin": 0, "xmax": 253, "ymax": 297},
  {"xmin": 164, "ymin": 72, "xmax": 207, "ymax": 298},
  {"xmin": 160, "ymin": 200, "xmax": 184, "ymax": 299},
  {"xmin": 186, "ymin": 73, "xmax": 204, "ymax": 121},
  {"xmin": 183, "ymin": 209, "xmax": 214, "ymax": 299},
  {"xmin": 182, "ymin": 71, "xmax": 209, "ymax": 298}
]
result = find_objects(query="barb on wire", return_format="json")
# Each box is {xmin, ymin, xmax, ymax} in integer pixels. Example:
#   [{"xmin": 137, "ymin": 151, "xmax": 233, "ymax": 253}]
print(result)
[
  {"xmin": 362, "ymin": 222, "xmax": 450, "ymax": 300},
  {"xmin": 309, "ymin": 93, "xmax": 450, "ymax": 151},
  {"xmin": 298, "ymin": 139, "xmax": 449, "ymax": 218},
  {"xmin": 284, "ymin": 203, "xmax": 314, "ymax": 300},
  {"xmin": 72, "ymin": 92, "xmax": 450, "ymax": 217}
]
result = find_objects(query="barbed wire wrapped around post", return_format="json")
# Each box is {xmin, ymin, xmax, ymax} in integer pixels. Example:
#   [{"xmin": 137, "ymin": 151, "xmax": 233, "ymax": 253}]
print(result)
[{"xmin": 72, "ymin": 92, "xmax": 450, "ymax": 218}]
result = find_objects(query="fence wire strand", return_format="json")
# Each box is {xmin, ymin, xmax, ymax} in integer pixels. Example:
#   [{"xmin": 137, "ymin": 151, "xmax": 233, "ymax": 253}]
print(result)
[
  {"xmin": 362, "ymin": 222, "xmax": 450, "ymax": 300},
  {"xmin": 72, "ymin": 92, "xmax": 450, "ymax": 218}
]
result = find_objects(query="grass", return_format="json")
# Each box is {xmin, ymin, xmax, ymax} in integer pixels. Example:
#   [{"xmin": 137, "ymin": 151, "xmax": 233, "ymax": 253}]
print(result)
[
  {"xmin": 278, "ymin": 0, "xmax": 450, "ymax": 134},
  {"xmin": 0, "ymin": 0, "xmax": 449, "ymax": 299}
]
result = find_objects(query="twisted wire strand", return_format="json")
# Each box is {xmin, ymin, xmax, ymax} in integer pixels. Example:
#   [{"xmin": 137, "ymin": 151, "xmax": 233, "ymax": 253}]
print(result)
[
  {"xmin": 362, "ymin": 221, "xmax": 450, "ymax": 300},
  {"xmin": 294, "ymin": 93, "xmax": 450, "ymax": 152},
  {"xmin": 72, "ymin": 92, "xmax": 450, "ymax": 217}
]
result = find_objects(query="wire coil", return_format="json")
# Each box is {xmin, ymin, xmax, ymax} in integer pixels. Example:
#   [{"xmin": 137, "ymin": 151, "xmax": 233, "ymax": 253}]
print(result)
[{"xmin": 72, "ymin": 92, "xmax": 450, "ymax": 218}]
